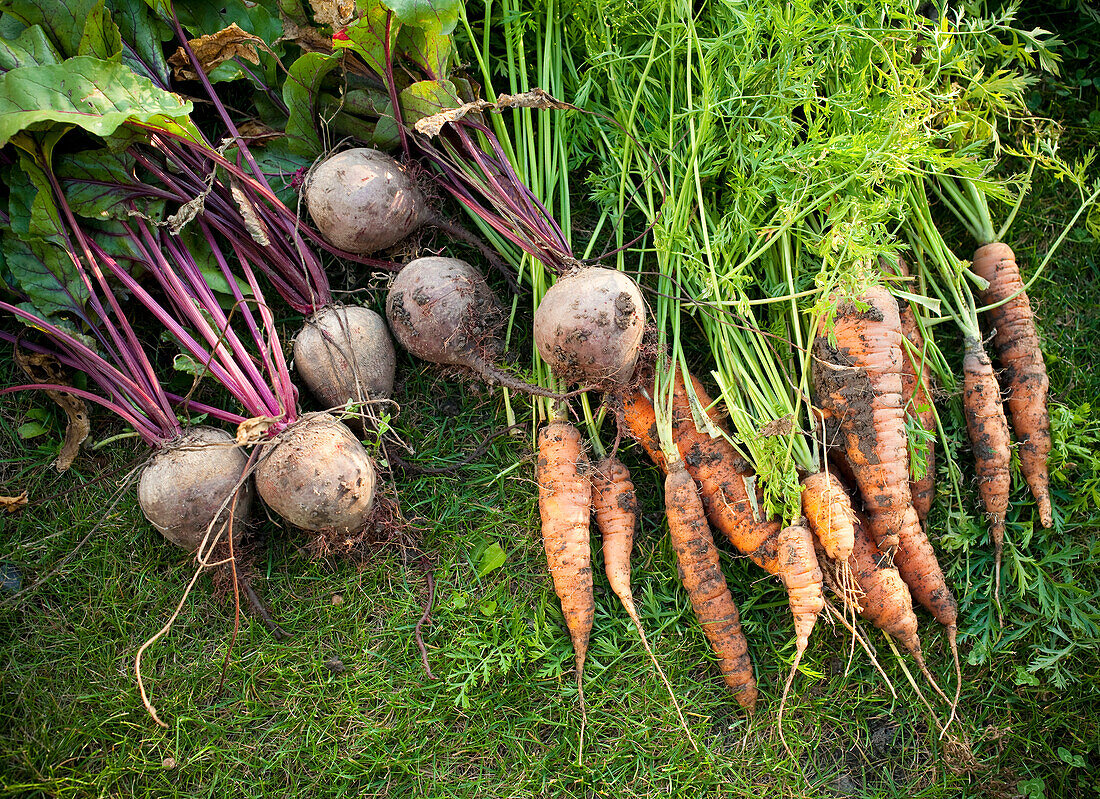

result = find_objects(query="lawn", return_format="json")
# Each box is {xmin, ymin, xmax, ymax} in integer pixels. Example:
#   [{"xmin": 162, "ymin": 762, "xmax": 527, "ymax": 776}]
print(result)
[{"xmin": 1, "ymin": 3, "xmax": 1099, "ymax": 798}]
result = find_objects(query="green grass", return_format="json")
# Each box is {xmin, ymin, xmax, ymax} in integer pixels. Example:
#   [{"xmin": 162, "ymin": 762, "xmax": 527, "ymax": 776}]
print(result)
[{"xmin": 3, "ymin": 7, "xmax": 1100, "ymax": 799}]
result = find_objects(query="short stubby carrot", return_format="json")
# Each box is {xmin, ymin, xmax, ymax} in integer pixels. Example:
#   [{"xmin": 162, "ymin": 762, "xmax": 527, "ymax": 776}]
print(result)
[
  {"xmin": 536, "ymin": 421, "xmax": 594, "ymax": 693},
  {"xmin": 801, "ymin": 470, "xmax": 855, "ymax": 561},
  {"xmin": 972, "ymin": 242, "xmax": 1052, "ymax": 528},
  {"xmin": 962, "ymin": 337, "xmax": 1012, "ymax": 587},
  {"xmin": 665, "ymin": 459, "xmax": 758, "ymax": 711},
  {"xmin": 812, "ymin": 286, "xmax": 913, "ymax": 561},
  {"xmin": 777, "ymin": 518, "xmax": 825, "ymax": 653}
]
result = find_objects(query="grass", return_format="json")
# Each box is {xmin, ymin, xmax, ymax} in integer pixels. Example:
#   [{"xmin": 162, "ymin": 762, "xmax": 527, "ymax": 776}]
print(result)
[{"xmin": 3, "ymin": 6, "xmax": 1100, "ymax": 799}]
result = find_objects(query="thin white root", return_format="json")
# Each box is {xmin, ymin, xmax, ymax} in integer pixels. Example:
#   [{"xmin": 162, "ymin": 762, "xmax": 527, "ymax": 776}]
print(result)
[
  {"xmin": 623, "ymin": 596, "xmax": 698, "ymax": 752},
  {"xmin": 822, "ymin": 599, "xmax": 895, "ymax": 697},
  {"xmin": 886, "ymin": 636, "xmax": 947, "ymax": 739}
]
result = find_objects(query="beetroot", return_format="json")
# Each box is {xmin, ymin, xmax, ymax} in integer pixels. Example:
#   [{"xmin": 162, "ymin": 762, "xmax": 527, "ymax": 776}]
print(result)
[
  {"xmin": 293, "ymin": 305, "xmax": 396, "ymax": 408},
  {"xmin": 534, "ymin": 267, "xmax": 646, "ymax": 385},
  {"xmin": 386, "ymin": 256, "xmax": 559, "ymax": 395},
  {"xmin": 305, "ymin": 148, "xmax": 427, "ymax": 254},
  {"xmin": 137, "ymin": 426, "xmax": 253, "ymax": 551},
  {"xmin": 254, "ymin": 413, "xmax": 376, "ymax": 533}
]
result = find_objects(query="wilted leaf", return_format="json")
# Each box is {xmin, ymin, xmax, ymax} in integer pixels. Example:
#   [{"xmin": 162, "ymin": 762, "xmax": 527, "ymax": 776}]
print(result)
[
  {"xmin": 235, "ymin": 119, "xmax": 284, "ymax": 144},
  {"xmin": 168, "ymin": 23, "xmax": 262, "ymax": 81},
  {"xmin": 308, "ymin": 0, "xmax": 354, "ymax": 27},
  {"xmin": 412, "ymin": 88, "xmax": 578, "ymax": 137},
  {"xmin": 0, "ymin": 493, "xmax": 29, "ymax": 513},
  {"xmin": 13, "ymin": 349, "xmax": 90, "ymax": 471},
  {"xmin": 277, "ymin": 12, "xmax": 331, "ymax": 54},
  {"xmin": 230, "ymin": 181, "xmax": 271, "ymax": 246},
  {"xmin": 0, "ymin": 57, "xmax": 198, "ymax": 147},
  {"xmin": 236, "ymin": 415, "xmax": 278, "ymax": 445}
]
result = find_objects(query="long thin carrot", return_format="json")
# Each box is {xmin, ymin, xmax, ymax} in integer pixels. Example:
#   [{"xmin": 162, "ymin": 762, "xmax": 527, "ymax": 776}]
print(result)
[
  {"xmin": 665, "ymin": 458, "xmax": 758, "ymax": 711},
  {"xmin": 811, "ymin": 286, "xmax": 914, "ymax": 562},
  {"xmin": 962, "ymin": 336, "xmax": 1012, "ymax": 600},
  {"xmin": 776, "ymin": 517, "xmax": 824, "ymax": 759},
  {"xmin": 971, "ymin": 242, "xmax": 1052, "ymax": 528},
  {"xmin": 535, "ymin": 419, "xmax": 593, "ymax": 754},
  {"xmin": 592, "ymin": 454, "xmax": 697, "ymax": 750},
  {"xmin": 882, "ymin": 256, "xmax": 938, "ymax": 523}
]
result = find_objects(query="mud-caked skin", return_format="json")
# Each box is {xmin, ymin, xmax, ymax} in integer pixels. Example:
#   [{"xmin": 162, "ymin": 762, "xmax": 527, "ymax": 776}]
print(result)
[
  {"xmin": 811, "ymin": 286, "xmax": 912, "ymax": 561},
  {"xmin": 138, "ymin": 426, "xmax": 253, "ymax": 551},
  {"xmin": 665, "ymin": 462, "xmax": 758, "ymax": 711},
  {"xmin": 533, "ymin": 267, "xmax": 646, "ymax": 386},
  {"xmin": 972, "ymin": 242, "xmax": 1052, "ymax": 527},
  {"xmin": 305, "ymin": 148, "xmax": 426, "ymax": 254},
  {"xmin": 254, "ymin": 413, "xmax": 376, "ymax": 533},
  {"xmin": 962, "ymin": 337, "xmax": 1011, "ymax": 556},
  {"xmin": 293, "ymin": 305, "xmax": 396, "ymax": 408}
]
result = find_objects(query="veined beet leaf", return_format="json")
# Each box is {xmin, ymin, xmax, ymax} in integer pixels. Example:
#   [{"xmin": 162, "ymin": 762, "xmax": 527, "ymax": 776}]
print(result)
[{"xmin": 0, "ymin": 56, "xmax": 199, "ymax": 146}]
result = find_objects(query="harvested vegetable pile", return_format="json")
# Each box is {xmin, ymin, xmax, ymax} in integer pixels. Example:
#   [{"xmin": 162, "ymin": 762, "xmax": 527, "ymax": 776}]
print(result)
[{"xmin": 2, "ymin": 0, "xmax": 1099, "ymax": 794}]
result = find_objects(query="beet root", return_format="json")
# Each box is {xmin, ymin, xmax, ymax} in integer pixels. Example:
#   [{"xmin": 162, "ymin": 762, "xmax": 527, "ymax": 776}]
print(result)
[
  {"xmin": 254, "ymin": 412, "xmax": 376, "ymax": 533},
  {"xmin": 138, "ymin": 426, "xmax": 253, "ymax": 551},
  {"xmin": 293, "ymin": 305, "xmax": 397, "ymax": 408},
  {"xmin": 305, "ymin": 148, "xmax": 427, "ymax": 254},
  {"xmin": 534, "ymin": 267, "xmax": 646, "ymax": 385}
]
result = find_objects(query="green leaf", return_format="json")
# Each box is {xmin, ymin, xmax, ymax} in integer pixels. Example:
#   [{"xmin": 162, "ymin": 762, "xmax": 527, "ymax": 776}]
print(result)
[
  {"xmin": 1057, "ymin": 747, "xmax": 1088, "ymax": 769},
  {"xmin": 395, "ymin": 20, "xmax": 453, "ymax": 79},
  {"xmin": 476, "ymin": 542, "xmax": 506, "ymax": 578},
  {"xmin": 397, "ymin": 78, "xmax": 460, "ymax": 124},
  {"xmin": 385, "ymin": 0, "xmax": 458, "ymax": 35},
  {"xmin": 333, "ymin": 2, "xmax": 394, "ymax": 77},
  {"xmin": 17, "ymin": 420, "xmax": 50, "ymax": 439},
  {"xmin": 4, "ymin": 154, "xmax": 63, "ymax": 242},
  {"xmin": 112, "ymin": 0, "xmax": 172, "ymax": 85},
  {"xmin": 2, "ymin": 234, "xmax": 88, "ymax": 320},
  {"xmin": 0, "ymin": 23, "xmax": 62, "ymax": 70},
  {"xmin": 282, "ymin": 51, "xmax": 338, "ymax": 157},
  {"xmin": 242, "ymin": 139, "xmax": 312, "ymax": 207},
  {"xmin": 172, "ymin": 352, "xmax": 209, "ymax": 377},
  {"xmin": 0, "ymin": 57, "xmax": 198, "ymax": 147},
  {"xmin": 55, "ymin": 149, "xmax": 160, "ymax": 221},
  {"xmin": 0, "ymin": 0, "xmax": 120, "ymax": 59},
  {"xmin": 1013, "ymin": 664, "xmax": 1041, "ymax": 687},
  {"xmin": 176, "ymin": 0, "xmax": 282, "ymax": 44}
]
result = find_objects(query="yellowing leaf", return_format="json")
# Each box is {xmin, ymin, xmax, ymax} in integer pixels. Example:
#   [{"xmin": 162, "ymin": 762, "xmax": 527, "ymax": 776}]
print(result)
[{"xmin": 168, "ymin": 23, "xmax": 262, "ymax": 81}]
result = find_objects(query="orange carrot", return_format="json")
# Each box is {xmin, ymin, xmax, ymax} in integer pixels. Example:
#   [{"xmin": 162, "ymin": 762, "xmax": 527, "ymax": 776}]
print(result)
[
  {"xmin": 592, "ymin": 455, "xmax": 697, "ymax": 749},
  {"xmin": 665, "ymin": 459, "xmax": 758, "ymax": 711},
  {"xmin": 893, "ymin": 504, "xmax": 961, "ymax": 714},
  {"xmin": 811, "ymin": 286, "xmax": 913, "ymax": 561},
  {"xmin": 801, "ymin": 471, "xmax": 855, "ymax": 561},
  {"xmin": 882, "ymin": 256, "xmax": 937, "ymax": 523},
  {"xmin": 972, "ymin": 242, "xmax": 1052, "ymax": 528},
  {"xmin": 962, "ymin": 336, "xmax": 1012, "ymax": 594},
  {"xmin": 535, "ymin": 420, "xmax": 594, "ymax": 732}
]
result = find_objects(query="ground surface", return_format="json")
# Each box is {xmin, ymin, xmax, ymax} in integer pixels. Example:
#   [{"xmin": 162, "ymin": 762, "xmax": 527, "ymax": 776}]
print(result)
[{"xmin": 1, "ymin": 5, "xmax": 1099, "ymax": 799}]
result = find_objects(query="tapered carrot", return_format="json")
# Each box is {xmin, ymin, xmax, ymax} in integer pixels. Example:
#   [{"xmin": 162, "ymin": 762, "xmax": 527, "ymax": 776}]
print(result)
[
  {"xmin": 776, "ymin": 517, "xmax": 824, "ymax": 756},
  {"xmin": 962, "ymin": 336, "xmax": 1012, "ymax": 596},
  {"xmin": 882, "ymin": 256, "xmax": 938, "ymax": 523},
  {"xmin": 592, "ymin": 454, "xmax": 697, "ymax": 750},
  {"xmin": 535, "ymin": 420, "xmax": 593, "ymax": 746},
  {"xmin": 811, "ymin": 286, "xmax": 914, "ymax": 561},
  {"xmin": 665, "ymin": 459, "xmax": 758, "ymax": 711},
  {"xmin": 972, "ymin": 242, "xmax": 1052, "ymax": 527}
]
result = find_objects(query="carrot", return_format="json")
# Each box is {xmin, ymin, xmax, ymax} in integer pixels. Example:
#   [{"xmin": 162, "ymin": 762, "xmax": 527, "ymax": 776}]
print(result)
[
  {"xmin": 535, "ymin": 419, "xmax": 594, "ymax": 748},
  {"xmin": 665, "ymin": 458, "xmax": 758, "ymax": 711},
  {"xmin": 776, "ymin": 517, "xmax": 824, "ymax": 757},
  {"xmin": 962, "ymin": 336, "xmax": 1012, "ymax": 597},
  {"xmin": 971, "ymin": 242, "xmax": 1052, "ymax": 528},
  {"xmin": 882, "ymin": 256, "xmax": 938, "ymax": 523},
  {"xmin": 592, "ymin": 454, "xmax": 697, "ymax": 750},
  {"xmin": 811, "ymin": 286, "xmax": 913, "ymax": 561},
  {"xmin": 892, "ymin": 504, "xmax": 961, "ymax": 717},
  {"xmin": 800, "ymin": 471, "xmax": 855, "ymax": 561},
  {"xmin": 821, "ymin": 509, "xmax": 949, "ymax": 703}
]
